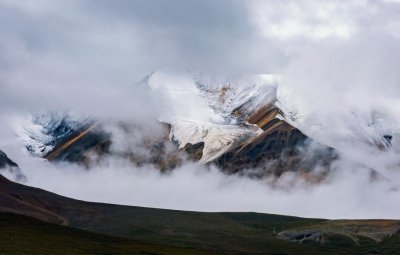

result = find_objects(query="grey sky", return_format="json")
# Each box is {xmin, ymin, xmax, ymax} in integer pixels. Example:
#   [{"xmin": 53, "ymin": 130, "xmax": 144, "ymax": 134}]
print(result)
[{"xmin": 1, "ymin": 0, "xmax": 400, "ymax": 114}]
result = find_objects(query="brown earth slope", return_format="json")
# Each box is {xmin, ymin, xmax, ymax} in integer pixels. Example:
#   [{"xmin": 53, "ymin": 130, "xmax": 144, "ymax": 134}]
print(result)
[{"xmin": 1, "ymin": 174, "xmax": 399, "ymax": 254}]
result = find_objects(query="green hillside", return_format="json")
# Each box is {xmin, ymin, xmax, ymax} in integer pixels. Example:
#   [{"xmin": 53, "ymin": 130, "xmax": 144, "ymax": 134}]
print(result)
[
  {"xmin": 0, "ymin": 213, "xmax": 217, "ymax": 255},
  {"xmin": 1, "ymin": 174, "xmax": 400, "ymax": 254}
]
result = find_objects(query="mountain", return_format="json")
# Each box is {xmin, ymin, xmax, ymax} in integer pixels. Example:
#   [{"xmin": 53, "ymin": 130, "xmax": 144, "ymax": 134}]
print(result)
[
  {"xmin": 0, "ymin": 150, "xmax": 18, "ymax": 169},
  {"xmin": 15, "ymin": 112, "xmax": 111, "ymax": 165},
  {"xmin": 15, "ymin": 72, "xmax": 337, "ymax": 178},
  {"xmin": 1, "ymin": 174, "xmax": 399, "ymax": 255},
  {"xmin": 18, "ymin": 112, "xmax": 84, "ymax": 157}
]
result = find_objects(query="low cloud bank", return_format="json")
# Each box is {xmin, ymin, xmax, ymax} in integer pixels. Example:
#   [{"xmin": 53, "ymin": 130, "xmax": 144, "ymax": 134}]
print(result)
[{"xmin": 0, "ymin": 114, "xmax": 399, "ymax": 220}]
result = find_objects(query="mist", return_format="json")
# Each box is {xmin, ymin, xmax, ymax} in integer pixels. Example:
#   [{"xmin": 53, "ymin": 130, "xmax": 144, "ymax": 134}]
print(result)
[
  {"xmin": 1, "ymin": 0, "xmax": 400, "ymax": 220},
  {"xmin": 2, "ymin": 139, "xmax": 400, "ymax": 220}
]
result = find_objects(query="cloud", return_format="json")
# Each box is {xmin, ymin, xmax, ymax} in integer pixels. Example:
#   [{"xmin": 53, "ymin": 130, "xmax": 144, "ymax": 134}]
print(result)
[
  {"xmin": 278, "ymin": 32, "xmax": 400, "ymax": 152},
  {"xmin": 2, "ymin": 134, "xmax": 400, "ymax": 220}
]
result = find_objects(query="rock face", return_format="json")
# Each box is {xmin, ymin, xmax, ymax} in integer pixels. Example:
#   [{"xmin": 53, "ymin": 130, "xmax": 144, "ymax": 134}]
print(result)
[
  {"xmin": 0, "ymin": 150, "xmax": 18, "ymax": 169},
  {"xmin": 0, "ymin": 150, "xmax": 25, "ymax": 181},
  {"xmin": 42, "ymin": 122, "xmax": 111, "ymax": 165},
  {"xmin": 215, "ymin": 103, "xmax": 336, "ymax": 176}
]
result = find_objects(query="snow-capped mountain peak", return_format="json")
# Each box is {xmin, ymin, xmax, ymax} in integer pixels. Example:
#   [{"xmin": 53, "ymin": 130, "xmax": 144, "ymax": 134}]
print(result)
[{"xmin": 147, "ymin": 71, "xmax": 285, "ymax": 163}]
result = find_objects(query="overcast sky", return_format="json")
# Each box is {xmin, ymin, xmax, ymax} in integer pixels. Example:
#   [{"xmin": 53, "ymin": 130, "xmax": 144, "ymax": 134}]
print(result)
[{"xmin": 1, "ymin": 0, "xmax": 400, "ymax": 118}]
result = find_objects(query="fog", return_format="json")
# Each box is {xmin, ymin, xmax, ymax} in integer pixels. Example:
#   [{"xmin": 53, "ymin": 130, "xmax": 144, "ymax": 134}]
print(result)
[
  {"xmin": 2, "ymin": 131, "xmax": 400, "ymax": 219},
  {"xmin": 1, "ymin": 0, "xmax": 400, "ymax": 219}
]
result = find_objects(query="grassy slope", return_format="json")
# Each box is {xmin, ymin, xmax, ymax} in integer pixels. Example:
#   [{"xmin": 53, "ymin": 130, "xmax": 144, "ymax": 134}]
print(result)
[
  {"xmin": 67, "ymin": 205, "xmax": 329, "ymax": 254},
  {"xmin": 2, "ymin": 212, "xmax": 400, "ymax": 255},
  {"xmin": 1, "ymin": 175, "xmax": 400, "ymax": 254},
  {"xmin": 0, "ymin": 213, "xmax": 217, "ymax": 255},
  {"xmin": 67, "ymin": 206, "xmax": 400, "ymax": 255}
]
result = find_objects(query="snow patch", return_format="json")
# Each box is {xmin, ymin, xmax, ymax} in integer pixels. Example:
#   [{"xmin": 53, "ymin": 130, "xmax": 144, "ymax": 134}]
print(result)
[
  {"xmin": 148, "ymin": 70, "xmax": 280, "ymax": 162},
  {"xmin": 170, "ymin": 120, "xmax": 261, "ymax": 163}
]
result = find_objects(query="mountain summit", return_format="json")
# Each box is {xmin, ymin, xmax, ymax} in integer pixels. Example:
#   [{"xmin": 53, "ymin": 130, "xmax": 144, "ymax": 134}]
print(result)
[{"xmin": 16, "ymin": 71, "xmax": 336, "ymax": 178}]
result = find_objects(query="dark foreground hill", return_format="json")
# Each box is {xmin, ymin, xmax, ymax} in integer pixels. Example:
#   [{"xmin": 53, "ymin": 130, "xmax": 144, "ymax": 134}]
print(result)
[
  {"xmin": 1, "ymin": 174, "xmax": 400, "ymax": 254},
  {"xmin": 0, "ymin": 213, "xmax": 218, "ymax": 255}
]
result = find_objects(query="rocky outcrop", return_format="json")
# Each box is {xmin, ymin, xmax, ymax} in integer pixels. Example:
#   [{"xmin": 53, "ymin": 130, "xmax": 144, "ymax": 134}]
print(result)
[
  {"xmin": 0, "ymin": 150, "xmax": 25, "ymax": 181},
  {"xmin": 278, "ymin": 220, "xmax": 400, "ymax": 245},
  {"xmin": 0, "ymin": 150, "xmax": 18, "ymax": 169}
]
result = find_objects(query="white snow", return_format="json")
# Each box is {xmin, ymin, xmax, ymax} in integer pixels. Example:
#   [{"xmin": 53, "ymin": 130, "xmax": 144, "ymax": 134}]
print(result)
[
  {"xmin": 148, "ymin": 70, "xmax": 280, "ymax": 162},
  {"xmin": 13, "ymin": 112, "xmax": 83, "ymax": 156},
  {"xmin": 170, "ymin": 120, "xmax": 261, "ymax": 163}
]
